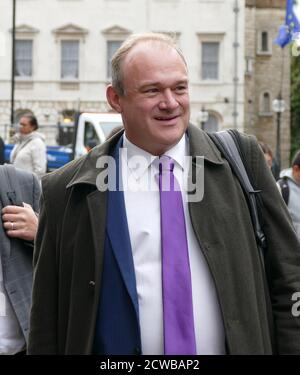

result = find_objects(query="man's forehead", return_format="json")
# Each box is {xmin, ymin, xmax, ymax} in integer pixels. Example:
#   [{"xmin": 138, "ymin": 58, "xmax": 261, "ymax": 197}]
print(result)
[{"xmin": 124, "ymin": 40, "xmax": 184, "ymax": 66}]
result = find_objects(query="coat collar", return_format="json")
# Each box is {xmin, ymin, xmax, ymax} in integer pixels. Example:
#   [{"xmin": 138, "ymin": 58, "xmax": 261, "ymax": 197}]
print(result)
[
  {"xmin": 66, "ymin": 133, "xmax": 121, "ymax": 188},
  {"xmin": 187, "ymin": 124, "xmax": 224, "ymax": 165},
  {"xmin": 66, "ymin": 124, "xmax": 224, "ymax": 189}
]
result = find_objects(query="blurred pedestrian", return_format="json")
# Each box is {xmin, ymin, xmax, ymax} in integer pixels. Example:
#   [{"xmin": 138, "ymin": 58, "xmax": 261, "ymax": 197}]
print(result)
[
  {"xmin": 85, "ymin": 139, "xmax": 98, "ymax": 153},
  {"xmin": 0, "ymin": 166, "xmax": 40, "ymax": 355},
  {"xmin": 10, "ymin": 114, "xmax": 47, "ymax": 179},
  {"xmin": 259, "ymin": 142, "xmax": 273, "ymax": 169},
  {"xmin": 277, "ymin": 150, "xmax": 300, "ymax": 239},
  {"xmin": 258, "ymin": 142, "xmax": 279, "ymax": 179}
]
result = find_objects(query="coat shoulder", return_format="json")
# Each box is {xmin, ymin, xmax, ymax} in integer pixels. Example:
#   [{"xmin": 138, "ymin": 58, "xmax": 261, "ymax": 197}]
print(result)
[{"xmin": 41, "ymin": 156, "xmax": 85, "ymax": 197}]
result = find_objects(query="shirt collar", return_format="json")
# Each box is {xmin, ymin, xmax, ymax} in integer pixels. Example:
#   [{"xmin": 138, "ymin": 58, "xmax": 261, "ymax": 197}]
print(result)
[
  {"xmin": 122, "ymin": 132, "xmax": 188, "ymax": 180},
  {"xmin": 163, "ymin": 134, "xmax": 188, "ymax": 171},
  {"xmin": 123, "ymin": 133, "xmax": 156, "ymax": 180}
]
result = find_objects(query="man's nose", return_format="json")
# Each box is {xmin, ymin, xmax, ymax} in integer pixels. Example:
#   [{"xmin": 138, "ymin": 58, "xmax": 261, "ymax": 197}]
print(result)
[{"xmin": 158, "ymin": 89, "xmax": 179, "ymax": 110}]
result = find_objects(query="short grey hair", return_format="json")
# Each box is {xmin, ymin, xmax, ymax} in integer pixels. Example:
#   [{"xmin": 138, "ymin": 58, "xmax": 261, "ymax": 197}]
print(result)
[{"xmin": 110, "ymin": 32, "xmax": 187, "ymax": 96}]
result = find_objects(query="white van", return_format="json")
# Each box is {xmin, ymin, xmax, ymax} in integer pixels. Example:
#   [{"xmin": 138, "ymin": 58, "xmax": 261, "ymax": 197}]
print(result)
[{"xmin": 73, "ymin": 112, "xmax": 123, "ymax": 158}]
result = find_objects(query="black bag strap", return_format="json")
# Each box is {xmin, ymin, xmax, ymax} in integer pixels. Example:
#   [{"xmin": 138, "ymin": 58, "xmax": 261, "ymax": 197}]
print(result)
[
  {"xmin": 277, "ymin": 177, "xmax": 289, "ymax": 205},
  {"xmin": 0, "ymin": 165, "xmax": 23, "ymax": 207},
  {"xmin": 208, "ymin": 130, "xmax": 267, "ymax": 269}
]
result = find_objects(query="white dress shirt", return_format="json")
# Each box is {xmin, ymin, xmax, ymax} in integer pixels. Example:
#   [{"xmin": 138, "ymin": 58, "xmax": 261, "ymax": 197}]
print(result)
[{"xmin": 122, "ymin": 133, "xmax": 226, "ymax": 355}]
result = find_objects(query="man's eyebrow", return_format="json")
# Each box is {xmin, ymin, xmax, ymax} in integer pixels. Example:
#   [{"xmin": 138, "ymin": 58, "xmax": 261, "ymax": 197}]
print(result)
[
  {"xmin": 139, "ymin": 79, "xmax": 189, "ymax": 90},
  {"xmin": 139, "ymin": 82, "xmax": 160, "ymax": 90}
]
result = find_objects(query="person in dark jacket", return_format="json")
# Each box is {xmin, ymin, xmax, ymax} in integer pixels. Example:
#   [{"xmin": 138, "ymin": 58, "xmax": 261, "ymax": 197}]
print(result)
[
  {"xmin": 0, "ymin": 136, "xmax": 5, "ymax": 165},
  {"xmin": 28, "ymin": 33, "xmax": 300, "ymax": 355}
]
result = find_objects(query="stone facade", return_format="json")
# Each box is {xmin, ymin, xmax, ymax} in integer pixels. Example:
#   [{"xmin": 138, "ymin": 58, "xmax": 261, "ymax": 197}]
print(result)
[
  {"xmin": 244, "ymin": 0, "xmax": 291, "ymax": 167},
  {"xmin": 1, "ymin": 0, "xmax": 292, "ymax": 167},
  {"xmin": 0, "ymin": 0, "xmax": 245, "ymax": 143}
]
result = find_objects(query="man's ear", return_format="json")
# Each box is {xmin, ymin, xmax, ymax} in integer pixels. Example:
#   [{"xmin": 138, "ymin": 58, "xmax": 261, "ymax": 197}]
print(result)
[{"xmin": 106, "ymin": 85, "xmax": 122, "ymax": 113}]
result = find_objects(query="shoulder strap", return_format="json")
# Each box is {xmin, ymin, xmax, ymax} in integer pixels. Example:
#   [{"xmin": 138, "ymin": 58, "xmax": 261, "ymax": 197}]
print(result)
[
  {"xmin": 278, "ymin": 177, "xmax": 289, "ymax": 205},
  {"xmin": 208, "ymin": 130, "xmax": 267, "ymax": 268},
  {"xmin": 0, "ymin": 165, "xmax": 23, "ymax": 207}
]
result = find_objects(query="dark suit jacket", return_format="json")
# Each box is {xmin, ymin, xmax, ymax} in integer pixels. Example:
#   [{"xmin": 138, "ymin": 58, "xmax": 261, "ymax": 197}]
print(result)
[
  {"xmin": 92, "ymin": 137, "xmax": 142, "ymax": 354},
  {"xmin": 0, "ymin": 137, "xmax": 5, "ymax": 165},
  {"xmin": 28, "ymin": 125, "xmax": 300, "ymax": 354},
  {"xmin": 0, "ymin": 167, "xmax": 40, "ymax": 343}
]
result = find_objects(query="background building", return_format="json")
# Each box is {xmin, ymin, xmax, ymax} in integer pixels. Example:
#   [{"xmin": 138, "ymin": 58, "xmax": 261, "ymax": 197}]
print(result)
[
  {"xmin": 244, "ymin": 0, "xmax": 290, "ymax": 167},
  {"xmin": 0, "ymin": 0, "xmax": 292, "ymax": 168},
  {"xmin": 0, "ymin": 0, "xmax": 245, "ymax": 144}
]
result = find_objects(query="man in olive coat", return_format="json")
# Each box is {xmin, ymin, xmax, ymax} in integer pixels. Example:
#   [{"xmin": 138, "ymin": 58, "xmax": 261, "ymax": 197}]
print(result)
[{"xmin": 28, "ymin": 33, "xmax": 300, "ymax": 355}]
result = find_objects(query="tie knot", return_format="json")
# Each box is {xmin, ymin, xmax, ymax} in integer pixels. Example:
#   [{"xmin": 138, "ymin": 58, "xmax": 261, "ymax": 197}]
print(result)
[{"xmin": 159, "ymin": 155, "xmax": 174, "ymax": 173}]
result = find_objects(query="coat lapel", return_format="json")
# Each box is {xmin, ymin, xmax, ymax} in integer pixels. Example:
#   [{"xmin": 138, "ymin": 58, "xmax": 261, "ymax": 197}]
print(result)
[
  {"xmin": 106, "ymin": 139, "xmax": 139, "ymax": 318},
  {"xmin": 86, "ymin": 189, "xmax": 107, "ymax": 290},
  {"xmin": 67, "ymin": 134, "xmax": 139, "ymax": 320}
]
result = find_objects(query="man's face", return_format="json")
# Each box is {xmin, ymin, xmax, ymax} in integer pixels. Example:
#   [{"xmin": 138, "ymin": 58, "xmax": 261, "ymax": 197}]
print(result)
[
  {"xmin": 263, "ymin": 152, "xmax": 273, "ymax": 169},
  {"xmin": 292, "ymin": 165, "xmax": 300, "ymax": 185},
  {"xmin": 19, "ymin": 117, "xmax": 34, "ymax": 135},
  {"xmin": 107, "ymin": 42, "xmax": 190, "ymax": 155}
]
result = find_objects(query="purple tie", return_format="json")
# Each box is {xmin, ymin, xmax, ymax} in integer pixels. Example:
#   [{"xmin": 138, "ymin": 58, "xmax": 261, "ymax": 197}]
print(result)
[{"xmin": 158, "ymin": 155, "xmax": 197, "ymax": 355}]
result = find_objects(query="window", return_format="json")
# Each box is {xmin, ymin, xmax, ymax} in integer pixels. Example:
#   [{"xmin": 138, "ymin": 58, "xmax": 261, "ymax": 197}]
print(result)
[
  {"xmin": 202, "ymin": 42, "xmax": 219, "ymax": 80},
  {"xmin": 261, "ymin": 31, "xmax": 269, "ymax": 52},
  {"xmin": 84, "ymin": 121, "xmax": 100, "ymax": 147},
  {"xmin": 61, "ymin": 40, "xmax": 79, "ymax": 79},
  {"xmin": 15, "ymin": 40, "xmax": 32, "ymax": 77},
  {"xmin": 257, "ymin": 31, "xmax": 271, "ymax": 55},
  {"xmin": 107, "ymin": 40, "xmax": 122, "ymax": 79},
  {"xmin": 203, "ymin": 113, "xmax": 219, "ymax": 133},
  {"xmin": 245, "ymin": 57, "xmax": 253, "ymax": 75},
  {"xmin": 262, "ymin": 92, "xmax": 271, "ymax": 113},
  {"xmin": 259, "ymin": 92, "xmax": 272, "ymax": 116}
]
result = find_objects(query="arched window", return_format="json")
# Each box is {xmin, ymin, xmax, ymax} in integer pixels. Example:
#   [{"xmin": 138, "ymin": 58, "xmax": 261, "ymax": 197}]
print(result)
[
  {"xmin": 203, "ymin": 113, "xmax": 219, "ymax": 133},
  {"xmin": 262, "ymin": 92, "xmax": 271, "ymax": 113}
]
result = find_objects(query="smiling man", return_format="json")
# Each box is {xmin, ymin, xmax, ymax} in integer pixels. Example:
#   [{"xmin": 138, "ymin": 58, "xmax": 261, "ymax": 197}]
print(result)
[
  {"xmin": 28, "ymin": 33, "xmax": 300, "ymax": 355},
  {"xmin": 106, "ymin": 39, "xmax": 190, "ymax": 156}
]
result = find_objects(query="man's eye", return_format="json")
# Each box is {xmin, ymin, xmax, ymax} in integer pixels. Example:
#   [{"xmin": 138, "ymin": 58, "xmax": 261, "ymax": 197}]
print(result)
[
  {"xmin": 145, "ymin": 88, "xmax": 158, "ymax": 94},
  {"xmin": 176, "ymin": 85, "xmax": 187, "ymax": 92}
]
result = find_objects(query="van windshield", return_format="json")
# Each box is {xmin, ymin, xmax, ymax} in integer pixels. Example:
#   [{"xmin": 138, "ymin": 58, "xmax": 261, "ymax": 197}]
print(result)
[{"xmin": 101, "ymin": 122, "xmax": 123, "ymax": 139}]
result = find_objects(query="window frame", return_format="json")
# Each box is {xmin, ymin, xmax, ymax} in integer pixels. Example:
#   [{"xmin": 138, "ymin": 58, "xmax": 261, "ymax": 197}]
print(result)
[
  {"xmin": 201, "ymin": 41, "xmax": 220, "ymax": 81},
  {"xmin": 15, "ymin": 39, "xmax": 33, "ymax": 78},
  {"xmin": 101, "ymin": 25, "xmax": 131, "ymax": 82},
  {"xmin": 60, "ymin": 39, "xmax": 80, "ymax": 80},
  {"xmin": 257, "ymin": 30, "xmax": 272, "ymax": 56},
  {"xmin": 259, "ymin": 91, "xmax": 273, "ymax": 117},
  {"xmin": 197, "ymin": 33, "xmax": 224, "ymax": 83}
]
